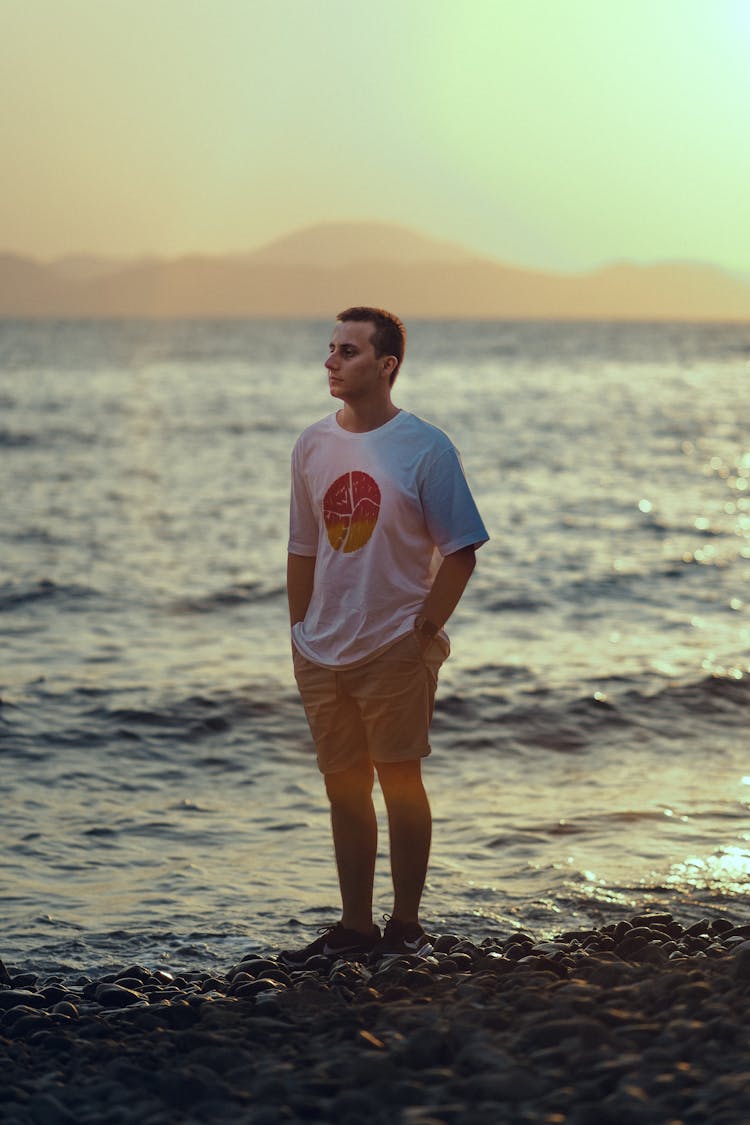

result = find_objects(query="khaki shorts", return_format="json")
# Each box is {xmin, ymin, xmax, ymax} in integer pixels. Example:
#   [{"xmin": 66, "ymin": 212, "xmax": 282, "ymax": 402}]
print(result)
[{"xmin": 292, "ymin": 631, "xmax": 449, "ymax": 774}]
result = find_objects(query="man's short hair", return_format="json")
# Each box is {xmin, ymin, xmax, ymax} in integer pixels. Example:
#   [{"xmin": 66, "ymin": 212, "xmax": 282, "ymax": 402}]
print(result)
[{"xmin": 337, "ymin": 306, "xmax": 407, "ymax": 385}]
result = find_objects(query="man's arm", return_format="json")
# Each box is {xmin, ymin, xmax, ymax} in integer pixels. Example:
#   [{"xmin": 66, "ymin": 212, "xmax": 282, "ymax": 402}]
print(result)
[
  {"xmin": 287, "ymin": 552, "xmax": 317, "ymax": 626},
  {"xmin": 417, "ymin": 545, "xmax": 477, "ymax": 641}
]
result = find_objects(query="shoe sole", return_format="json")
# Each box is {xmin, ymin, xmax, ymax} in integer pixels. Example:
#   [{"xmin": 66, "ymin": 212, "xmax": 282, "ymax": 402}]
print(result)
[
  {"xmin": 280, "ymin": 944, "xmax": 375, "ymax": 965},
  {"xmin": 372, "ymin": 940, "xmax": 433, "ymax": 963}
]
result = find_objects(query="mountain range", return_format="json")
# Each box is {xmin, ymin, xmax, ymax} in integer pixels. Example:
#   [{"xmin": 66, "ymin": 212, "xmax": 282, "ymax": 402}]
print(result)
[{"xmin": 2, "ymin": 222, "xmax": 749, "ymax": 320}]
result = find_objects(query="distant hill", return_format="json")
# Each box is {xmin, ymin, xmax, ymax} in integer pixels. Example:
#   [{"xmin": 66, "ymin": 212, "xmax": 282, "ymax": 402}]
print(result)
[
  {"xmin": 234, "ymin": 222, "xmax": 478, "ymax": 269},
  {"xmin": 1, "ymin": 222, "xmax": 750, "ymax": 320},
  {"xmin": 46, "ymin": 254, "xmax": 159, "ymax": 281}
]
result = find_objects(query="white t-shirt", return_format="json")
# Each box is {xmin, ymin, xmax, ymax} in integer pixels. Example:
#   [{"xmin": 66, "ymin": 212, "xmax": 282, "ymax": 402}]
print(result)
[{"xmin": 288, "ymin": 410, "xmax": 488, "ymax": 668}]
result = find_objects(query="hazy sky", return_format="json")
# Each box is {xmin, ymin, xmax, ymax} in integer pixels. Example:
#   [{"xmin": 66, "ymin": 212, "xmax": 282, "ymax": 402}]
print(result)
[{"xmin": 3, "ymin": 0, "xmax": 749, "ymax": 273}]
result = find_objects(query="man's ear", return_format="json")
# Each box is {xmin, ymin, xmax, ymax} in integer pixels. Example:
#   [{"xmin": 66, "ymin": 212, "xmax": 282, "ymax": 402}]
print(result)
[{"xmin": 382, "ymin": 355, "xmax": 398, "ymax": 380}]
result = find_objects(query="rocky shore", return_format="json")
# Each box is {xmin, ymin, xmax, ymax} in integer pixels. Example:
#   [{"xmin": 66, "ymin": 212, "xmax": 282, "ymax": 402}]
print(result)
[{"xmin": 3, "ymin": 913, "xmax": 750, "ymax": 1124}]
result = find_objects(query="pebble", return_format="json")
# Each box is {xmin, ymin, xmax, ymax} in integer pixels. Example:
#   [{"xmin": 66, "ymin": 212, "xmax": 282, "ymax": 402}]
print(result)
[{"xmin": 2, "ymin": 912, "xmax": 750, "ymax": 1124}]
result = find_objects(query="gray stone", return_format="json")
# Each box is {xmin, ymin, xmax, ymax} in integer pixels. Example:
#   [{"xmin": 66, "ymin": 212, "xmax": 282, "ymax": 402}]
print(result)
[
  {"xmin": 94, "ymin": 983, "xmax": 144, "ymax": 1008},
  {"xmin": 233, "ymin": 977, "xmax": 287, "ymax": 999},
  {"xmin": 27, "ymin": 1092, "xmax": 78, "ymax": 1125},
  {"xmin": 111, "ymin": 976, "xmax": 146, "ymax": 991},
  {"xmin": 11, "ymin": 972, "xmax": 38, "ymax": 989},
  {"xmin": 731, "ymin": 940, "xmax": 750, "ymax": 981},
  {"xmin": 433, "ymin": 933, "xmax": 461, "ymax": 953},
  {"xmin": 6, "ymin": 1012, "xmax": 51, "ymax": 1037},
  {"xmin": 40, "ymin": 986, "xmax": 68, "ymax": 1005},
  {"xmin": 396, "ymin": 1026, "xmax": 450, "ymax": 1069},
  {"xmin": 151, "ymin": 969, "xmax": 175, "ymax": 984},
  {"xmin": 630, "ymin": 912, "xmax": 673, "ymax": 927},
  {"xmin": 115, "ymin": 964, "xmax": 151, "ymax": 983},
  {"xmin": 517, "ymin": 954, "xmax": 568, "ymax": 978},
  {"xmin": 51, "ymin": 1001, "xmax": 79, "ymax": 1019},
  {"xmin": 0, "ymin": 989, "xmax": 47, "ymax": 1011},
  {"xmin": 454, "ymin": 1039, "xmax": 514, "ymax": 1074},
  {"xmin": 519, "ymin": 1016, "xmax": 610, "ymax": 1051},
  {"xmin": 235, "ymin": 956, "xmax": 281, "ymax": 977},
  {"xmin": 459, "ymin": 1067, "xmax": 541, "ymax": 1102}
]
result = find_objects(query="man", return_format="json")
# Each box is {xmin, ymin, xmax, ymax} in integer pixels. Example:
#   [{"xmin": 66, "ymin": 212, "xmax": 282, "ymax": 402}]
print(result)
[{"xmin": 282, "ymin": 307, "xmax": 488, "ymax": 964}]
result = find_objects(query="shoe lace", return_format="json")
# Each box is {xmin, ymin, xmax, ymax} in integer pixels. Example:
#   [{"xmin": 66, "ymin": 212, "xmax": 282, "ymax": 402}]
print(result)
[{"xmin": 316, "ymin": 922, "xmax": 342, "ymax": 936}]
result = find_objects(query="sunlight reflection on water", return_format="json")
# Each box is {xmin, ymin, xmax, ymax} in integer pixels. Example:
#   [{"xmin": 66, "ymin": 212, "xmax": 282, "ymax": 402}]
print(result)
[{"xmin": 666, "ymin": 846, "xmax": 750, "ymax": 895}]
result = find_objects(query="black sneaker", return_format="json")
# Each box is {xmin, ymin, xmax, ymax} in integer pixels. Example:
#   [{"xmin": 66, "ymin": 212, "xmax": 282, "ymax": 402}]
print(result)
[
  {"xmin": 279, "ymin": 922, "xmax": 380, "ymax": 966},
  {"xmin": 371, "ymin": 917, "xmax": 433, "ymax": 961}
]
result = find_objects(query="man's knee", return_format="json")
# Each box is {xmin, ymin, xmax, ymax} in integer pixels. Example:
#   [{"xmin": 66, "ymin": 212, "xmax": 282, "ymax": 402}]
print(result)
[
  {"xmin": 375, "ymin": 759, "xmax": 425, "ymax": 800},
  {"xmin": 324, "ymin": 760, "xmax": 374, "ymax": 804}
]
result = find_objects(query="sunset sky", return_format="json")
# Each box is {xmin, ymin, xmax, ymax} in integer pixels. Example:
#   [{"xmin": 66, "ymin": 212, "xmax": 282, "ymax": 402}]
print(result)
[{"xmin": 3, "ymin": 0, "xmax": 749, "ymax": 274}]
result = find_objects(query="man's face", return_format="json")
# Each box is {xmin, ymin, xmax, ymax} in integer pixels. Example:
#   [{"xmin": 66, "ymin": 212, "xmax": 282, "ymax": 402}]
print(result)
[{"xmin": 325, "ymin": 320, "xmax": 388, "ymax": 402}]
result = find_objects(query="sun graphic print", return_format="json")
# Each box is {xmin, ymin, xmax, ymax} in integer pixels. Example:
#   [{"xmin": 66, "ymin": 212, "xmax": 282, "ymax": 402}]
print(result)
[{"xmin": 323, "ymin": 471, "xmax": 381, "ymax": 553}]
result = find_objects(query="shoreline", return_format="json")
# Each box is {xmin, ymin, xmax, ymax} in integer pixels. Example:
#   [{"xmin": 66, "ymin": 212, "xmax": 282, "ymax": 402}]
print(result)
[{"xmin": 3, "ymin": 912, "xmax": 750, "ymax": 1124}]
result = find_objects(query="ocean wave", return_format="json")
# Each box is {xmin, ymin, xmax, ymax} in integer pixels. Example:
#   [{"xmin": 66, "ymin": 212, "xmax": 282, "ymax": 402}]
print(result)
[
  {"xmin": 561, "ymin": 565, "xmax": 689, "ymax": 607},
  {"xmin": 0, "ymin": 428, "xmax": 37, "ymax": 448},
  {"xmin": 1, "ymin": 681, "xmax": 309, "ymax": 766},
  {"xmin": 436, "ymin": 670, "xmax": 750, "ymax": 753},
  {"xmin": 484, "ymin": 596, "xmax": 549, "ymax": 613},
  {"xmin": 486, "ymin": 807, "xmax": 680, "ymax": 848},
  {"xmin": 630, "ymin": 673, "xmax": 750, "ymax": 722},
  {"xmin": 0, "ymin": 425, "xmax": 101, "ymax": 449},
  {"xmin": 169, "ymin": 582, "xmax": 285, "ymax": 613},
  {"xmin": 82, "ymin": 686, "xmax": 307, "ymax": 748},
  {"xmin": 0, "ymin": 579, "xmax": 100, "ymax": 612}
]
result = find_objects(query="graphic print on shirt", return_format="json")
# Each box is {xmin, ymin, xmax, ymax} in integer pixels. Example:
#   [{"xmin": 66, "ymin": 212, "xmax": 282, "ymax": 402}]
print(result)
[{"xmin": 323, "ymin": 471, "xmax": 381, "ymax": 553}]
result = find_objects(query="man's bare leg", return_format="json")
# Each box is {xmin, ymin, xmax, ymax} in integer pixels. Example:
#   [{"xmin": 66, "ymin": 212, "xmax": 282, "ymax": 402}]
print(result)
[
  {"xmin": 376, "ymin": 759, "xmax": 432, "ymax": 924},
  {"xmin": 324, "ymin": 760, "xmax": 377, "ymax": 934}
]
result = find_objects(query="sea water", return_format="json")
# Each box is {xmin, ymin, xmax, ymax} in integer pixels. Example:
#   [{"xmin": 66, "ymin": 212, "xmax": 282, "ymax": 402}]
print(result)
[{"xmin": 2, "ymin": 318, "xmax": 749, "ymax": 976}]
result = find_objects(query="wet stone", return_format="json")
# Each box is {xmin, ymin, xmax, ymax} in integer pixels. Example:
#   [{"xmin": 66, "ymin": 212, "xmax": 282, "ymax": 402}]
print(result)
[
  {"xmin": 94, "ymin": 984, "xmax": 145, "ymax": 1008},
  {"xmin": 235, "ymin": 956, "xmax": 281, "ymax": 977},
  {"xmin": 0, "ymin": 990, "xmax": 48, "ymax": 1011},
  {"xmin": 39, "ymin": 986, "xmax": 68, "ymax": 1005},
  {"xmin": 110, "ymin": 977, "xmax": 145, "ymax": 992},
  {"xmin": 517, "ymin": 955, "xmax": 568, "ymax": 978},
  {"xmin": 51, "ymin": 1001, "xmax": 78, "ymax": 1019},
  {"xmin": 6, "ymin": 1013, "xmax": 52, "ymax": 1038},
  {"xmin": 433, "ymin": 934, "xmax": 461, "ymax": 953},
  {"xmin": 26, "ymin": 1092, "xmax": 78, "ymax": 1125},
  {"xmin": 199, "ymin": 976, "xmax": 226, "ymax": 993},
  {"xmin": 504, "ymin": 943, "xmax": 528, "ymax": 961},
  {"xmin": 10, "ymin": 973, "xmax": 38, "ymax": 990},
  {"xmin": 115, "ymin": 965, "xmax": 152, "ymax": 984},
  {"xmin": 630, "ymin": 913, "xmax": 673, "ymax": 927},
  {"xmin": 233, "ymin": 977, "xmax": 287, "ymax": 999},
  {"xmin": 731, "ymin": 942, "xmax": 750, "ymax": 981},
  {"xmin": 148, "ymin": 969, "xmax": 174, "ymax": 985},
  {"xmin": 450, "ymin": 940, "xmax": 482, "ymax": 959},
  {"xmin": 302, "ymin": 954, "xmax": 331, "ymax": 973}
]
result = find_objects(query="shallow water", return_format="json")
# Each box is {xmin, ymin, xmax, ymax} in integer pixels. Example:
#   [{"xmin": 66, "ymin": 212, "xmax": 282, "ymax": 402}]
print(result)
[{"xmin": 2, "ymin": 318, "xmax": 750, "ymax": 975}]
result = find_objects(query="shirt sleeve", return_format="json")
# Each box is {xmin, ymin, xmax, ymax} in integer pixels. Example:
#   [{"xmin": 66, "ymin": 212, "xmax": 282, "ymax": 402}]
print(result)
[
  {"xmin": 420, "ymin": 446, "xmax": 489, "ymax": 556},
  {"xmin": 287, "ymin": 440, "xmax": 319, "ymax": 556}
]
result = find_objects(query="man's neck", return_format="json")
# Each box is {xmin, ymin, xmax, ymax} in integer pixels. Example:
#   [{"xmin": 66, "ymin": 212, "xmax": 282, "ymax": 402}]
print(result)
[{"xmin": 336, "ymin": 400, "xmax": 400, "ymax": 433}]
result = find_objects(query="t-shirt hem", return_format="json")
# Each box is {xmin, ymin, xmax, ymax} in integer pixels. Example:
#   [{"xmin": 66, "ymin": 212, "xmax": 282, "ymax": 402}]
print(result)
[{"xmin": 292, "ymin": 625, "xmax": 449, "ymax": 671}]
